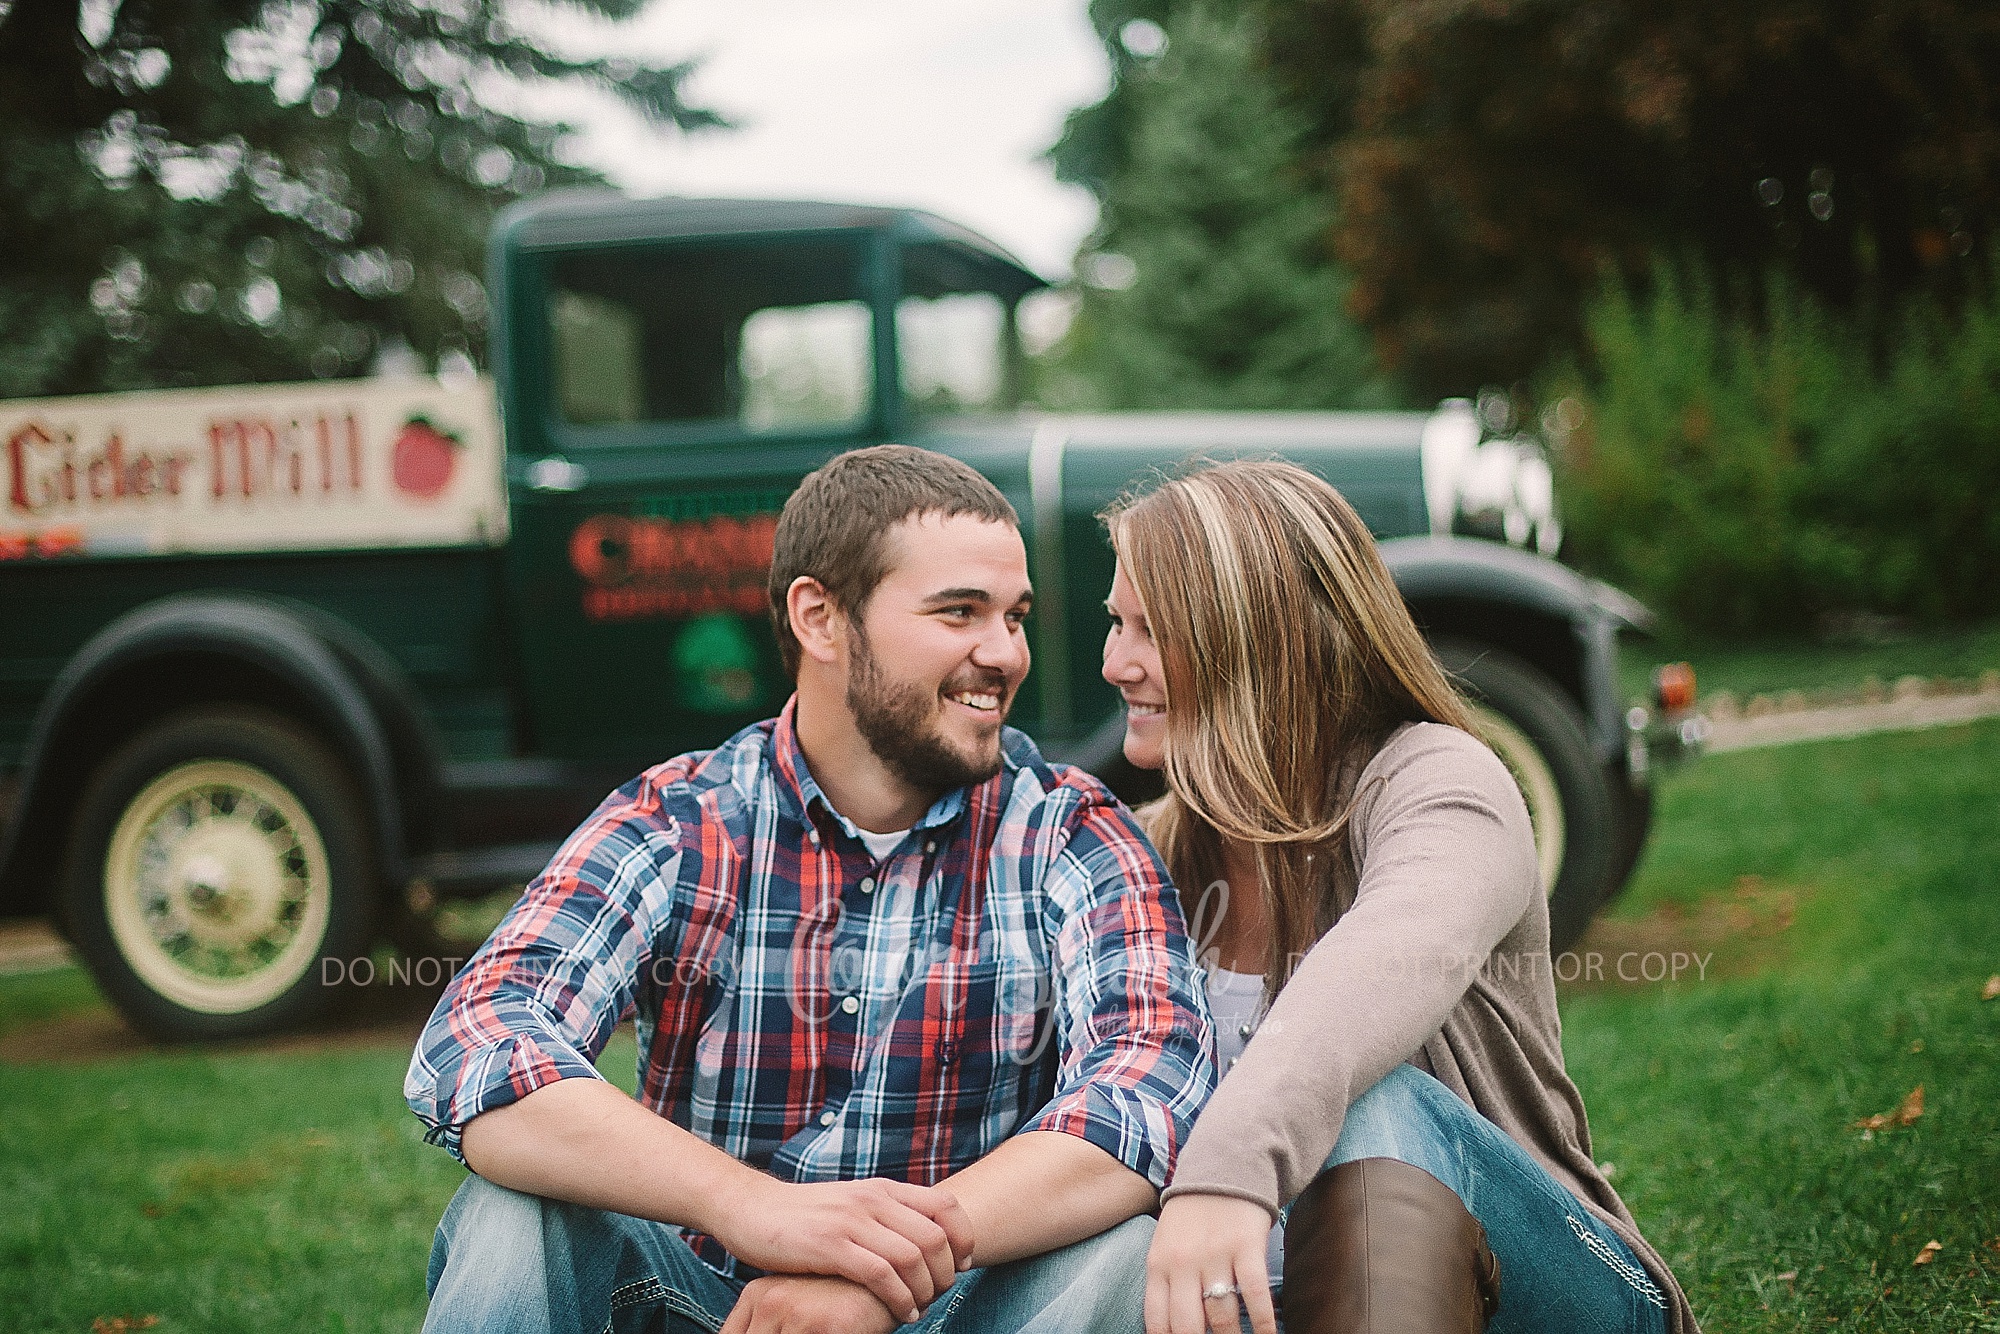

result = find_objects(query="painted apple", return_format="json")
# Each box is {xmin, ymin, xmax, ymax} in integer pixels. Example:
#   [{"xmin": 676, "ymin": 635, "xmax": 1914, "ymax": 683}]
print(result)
[{"xmin": 392, "ymin": 417, "xmax": 460, "ymax": 500}]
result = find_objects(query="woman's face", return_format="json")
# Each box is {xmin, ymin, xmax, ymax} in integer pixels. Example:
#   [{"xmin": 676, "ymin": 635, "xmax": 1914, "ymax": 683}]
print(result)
[{"xmin": 1101, "ymin": 559, "xmax": 1168, "ymax": 770}]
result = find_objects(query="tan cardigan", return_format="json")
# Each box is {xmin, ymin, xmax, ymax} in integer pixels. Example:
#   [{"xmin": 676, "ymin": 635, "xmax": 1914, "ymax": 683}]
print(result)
[{"xmin": 1160, "ymin": 722, "xmax": 1697, "ymax": 1334}]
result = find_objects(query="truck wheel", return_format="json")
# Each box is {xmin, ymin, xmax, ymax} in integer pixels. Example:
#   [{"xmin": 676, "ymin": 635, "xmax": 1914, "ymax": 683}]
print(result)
[
  {"xmin": 1433, "ymin": 642, "xmax": 1617, "ymax": 954},
  {"xmin": 61, "ymin": 705, "xmax": 375, "ymax": 1041},
  {"xmin": 1606, "ymin": 777, "xmax": 1654, "ymax": 907}
]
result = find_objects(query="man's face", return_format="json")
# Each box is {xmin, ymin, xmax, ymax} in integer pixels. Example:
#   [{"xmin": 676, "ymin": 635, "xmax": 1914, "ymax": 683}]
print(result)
[{"xmin": 843, "ymin": 512, "xmax": 1033, "ymax": 795}]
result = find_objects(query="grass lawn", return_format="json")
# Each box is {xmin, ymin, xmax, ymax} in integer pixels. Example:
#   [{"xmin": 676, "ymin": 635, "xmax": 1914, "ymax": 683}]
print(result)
[
  {"xmin": 3, "ymin": 720, "xmax": 1998, "ymax": 1330},
  {"xmin": 1566, "ymin": 717, "xmax": 2000, "ymax": 1330}
]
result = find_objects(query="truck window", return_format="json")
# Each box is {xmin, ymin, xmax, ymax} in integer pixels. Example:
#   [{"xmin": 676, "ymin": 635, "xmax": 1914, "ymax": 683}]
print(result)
[
  {"xmin": 898, "ymin": 292, "xmax": 1007, "ymax": 415},
  {"xmin": 899, "ymin": 241, "xmax": 1022, "ymax": 418},
  {"xmin": 546, "ymin": 238, "xmax": 873, "ymax": 435},
  {"xmin": 553, "ymin": 290, "xmax": 644, "ymax": 424},
  {"xmin": 740, "ymin": 301, "xmax": 872, "ymax": 431}
]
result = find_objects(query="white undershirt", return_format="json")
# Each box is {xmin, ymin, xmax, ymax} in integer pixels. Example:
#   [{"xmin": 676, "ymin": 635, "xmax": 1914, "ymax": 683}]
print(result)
[
  {"xmin": 1206, "ymin": 967, "xmax": 1286, "ymax": 1289},
  {"xmin": 855, "ymin": 826, "xmax": 909, "ymax": 862},
  {"xmin": 1207, "ymin": 966, "xmax": 1267, "ymax": 1072}
]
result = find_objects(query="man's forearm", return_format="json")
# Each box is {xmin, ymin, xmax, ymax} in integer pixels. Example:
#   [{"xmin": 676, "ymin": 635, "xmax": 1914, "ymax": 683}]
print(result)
[
  {"xmin": 940, "ymin": 1131, "xmax": 1158, "ymax": 1267},
  {"xmin": 460, "ymin": 1076, "xmax": 753, "ymax": 1231},
  {"xmin": 460, "ymin": 1076, "xmax": 977, "ymax": 1323}
]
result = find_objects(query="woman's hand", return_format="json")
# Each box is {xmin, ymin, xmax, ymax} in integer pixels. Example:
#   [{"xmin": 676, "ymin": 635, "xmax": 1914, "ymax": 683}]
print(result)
[{"xmin": 1144, "ymin": 1193, "xmax": 1279, "ymax": 1334}]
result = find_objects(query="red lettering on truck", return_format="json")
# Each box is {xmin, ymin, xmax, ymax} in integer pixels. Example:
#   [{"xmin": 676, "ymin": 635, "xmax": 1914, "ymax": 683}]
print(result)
[
  {"xmin": 569, "ymin": 512, "xmax": 778, "ymax": 622},
  {"xmin": 209, "ymin": 412, "xmax": 363, "ymax": 501}
]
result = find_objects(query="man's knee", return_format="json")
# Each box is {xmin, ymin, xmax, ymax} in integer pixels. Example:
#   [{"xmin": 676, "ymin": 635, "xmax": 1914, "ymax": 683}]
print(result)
[
  {"xmin": 425, "ymin": 1176, "xmax": 562, "ymax": 1331},
  {"xmin": 951, "ymin": 1213, "xmax": 1155, "ymax": 1333},
  {"xmin": 432, "ymin": 1176, "xmax": 552, "ymax": 1288},
  {"xmin": 1042, "ymin": 1215, "xmax": 1156, "ymax": 1311},
  {"xmin": 1073, "ymin": 1214, "xmax": 1155, "ymax": 1278}
]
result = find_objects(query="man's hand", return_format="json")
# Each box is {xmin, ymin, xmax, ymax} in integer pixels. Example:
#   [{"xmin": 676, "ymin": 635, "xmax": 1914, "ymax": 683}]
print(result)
[
  {"xmin": 719, "ymin": 1274, "xmax": 908, "ymax": 1334},
  {"xmin": 710, "ymin": 1176, "xmax": 974, "ymax": 1324}
]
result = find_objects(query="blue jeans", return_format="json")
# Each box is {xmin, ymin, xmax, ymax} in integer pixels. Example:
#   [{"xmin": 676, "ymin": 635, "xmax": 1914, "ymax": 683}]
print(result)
[
  {"xmin": 1273, "ymin": 1064, "xmax": 1670, "ymax": 1334},
  {"xmin": 421, "ymin": 1172, "xmax": 1154, "ymax": 1334}
]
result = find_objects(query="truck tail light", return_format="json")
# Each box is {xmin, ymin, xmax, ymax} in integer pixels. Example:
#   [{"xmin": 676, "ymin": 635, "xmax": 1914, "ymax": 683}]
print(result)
[{"xmin": 1653, "ymin": 662, "xmax": 1697, "ymax": 713}]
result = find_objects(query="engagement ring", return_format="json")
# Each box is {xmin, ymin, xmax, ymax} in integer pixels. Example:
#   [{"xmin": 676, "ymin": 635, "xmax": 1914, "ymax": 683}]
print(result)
[{"xmin": 1203, "ymin": 1281, "xmax": 1241, "ymax": 1300}]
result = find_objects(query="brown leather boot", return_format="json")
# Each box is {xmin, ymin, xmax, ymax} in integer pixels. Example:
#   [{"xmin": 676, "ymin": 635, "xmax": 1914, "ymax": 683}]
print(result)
[{"xmin": 1281, "ymin": 1157, "xmax": 1502, "ymax": 1334}]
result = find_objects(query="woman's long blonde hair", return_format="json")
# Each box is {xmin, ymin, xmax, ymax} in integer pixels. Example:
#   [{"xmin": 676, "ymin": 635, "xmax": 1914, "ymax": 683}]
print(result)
[{"xmin": 1103, "ymin": 459, "xmax": 1475, "ymax": 994}]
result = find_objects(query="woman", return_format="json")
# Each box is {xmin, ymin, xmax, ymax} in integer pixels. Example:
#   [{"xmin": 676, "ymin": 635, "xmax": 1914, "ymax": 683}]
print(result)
[{"xmin": 1100, "ymin": 461, "xmax": 1694, "ymax": 1334}]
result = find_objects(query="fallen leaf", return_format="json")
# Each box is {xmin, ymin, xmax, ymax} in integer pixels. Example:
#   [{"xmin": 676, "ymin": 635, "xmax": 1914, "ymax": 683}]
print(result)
[
  {"xmin": 1913, "ymin": 1240, "xmax": 1943, "ymax": 1266},
  {"xmin": 1982, "ymin": 975, "xmax": 2000, "ymax": 1001},
  {"xmin": 1852, "ymin": 1084, "xmax": 1924, "ymax": 1132},
  {"xmin": 92, "ymin": 1318, "xmax": 160, "ymax": 1334}
]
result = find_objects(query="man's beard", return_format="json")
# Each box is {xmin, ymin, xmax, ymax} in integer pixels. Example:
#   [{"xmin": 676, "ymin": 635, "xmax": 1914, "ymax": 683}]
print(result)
[{"xmin": 846, "ymin": 625, "xmax": 1009, "ymax": 795}]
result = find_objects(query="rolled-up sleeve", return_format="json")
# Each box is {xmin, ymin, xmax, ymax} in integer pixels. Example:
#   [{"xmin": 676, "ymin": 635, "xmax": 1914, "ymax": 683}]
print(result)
[
  {"xmin": 404, "ymin": 778, "xmax": 686, "ymax": 1162},
  {"xmin": 1018, "ymin": 792, "xmax": 1216, "ymax": 1190}
]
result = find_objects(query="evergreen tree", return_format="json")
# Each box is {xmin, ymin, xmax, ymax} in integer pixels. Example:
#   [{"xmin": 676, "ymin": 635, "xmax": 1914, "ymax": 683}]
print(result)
[
  {"xmin": 1044, "ymin": 1, "xmax": 1395, "ymax": 411},
  {"xmin": 0, "ymin": 0, "xmax": 719, "ymax": 398}
]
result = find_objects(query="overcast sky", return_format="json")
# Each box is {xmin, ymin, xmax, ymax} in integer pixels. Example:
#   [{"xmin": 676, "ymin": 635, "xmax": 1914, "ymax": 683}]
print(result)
[{"xmin": 528, "ymin": 0, "xmax": 1112, "ymax": 280}]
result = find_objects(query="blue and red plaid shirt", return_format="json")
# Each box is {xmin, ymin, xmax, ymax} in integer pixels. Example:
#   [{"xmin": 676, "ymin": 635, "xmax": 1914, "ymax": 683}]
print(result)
[{"xmin": 405, "ymin": 696, "xmax": 1215, "ymax": 1279}]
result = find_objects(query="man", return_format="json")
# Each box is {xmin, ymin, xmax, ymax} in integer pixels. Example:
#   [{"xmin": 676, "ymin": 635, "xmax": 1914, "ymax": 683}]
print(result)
[{"xmin": 406, "ymin": 444, "xmax": 1216, "ymax": 1334}]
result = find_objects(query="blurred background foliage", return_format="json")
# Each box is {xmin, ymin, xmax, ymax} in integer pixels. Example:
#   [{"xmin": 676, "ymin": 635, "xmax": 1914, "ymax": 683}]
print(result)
[
  {"xmin": 1049, "ymin": 0, "xmax": 2000, "ymax": 633},
  {"xmin": 5, "ymin": 0, "xmax": 1997, "ymax": 634},
  {"xmin": 0, "ymin": 0, "xmax": 718, "ymax": 398}
]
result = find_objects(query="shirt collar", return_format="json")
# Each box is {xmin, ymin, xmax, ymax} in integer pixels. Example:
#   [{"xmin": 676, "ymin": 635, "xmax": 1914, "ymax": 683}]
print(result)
[{"xmin": 771, "ymin": 693, "xmax": 971, "ymax": 843}]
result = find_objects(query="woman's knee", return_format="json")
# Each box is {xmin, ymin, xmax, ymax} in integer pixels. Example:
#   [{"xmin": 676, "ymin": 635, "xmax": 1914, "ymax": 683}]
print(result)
[{"xmin": 1321, "ymin": 1065, "xmax": 1470, "ymax": 1193}]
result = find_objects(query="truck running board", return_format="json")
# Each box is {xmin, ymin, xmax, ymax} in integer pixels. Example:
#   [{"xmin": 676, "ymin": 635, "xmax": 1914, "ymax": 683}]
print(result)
[{"xmin": 411, "ymin": 842, "xmax": 563, "ymax": 895}]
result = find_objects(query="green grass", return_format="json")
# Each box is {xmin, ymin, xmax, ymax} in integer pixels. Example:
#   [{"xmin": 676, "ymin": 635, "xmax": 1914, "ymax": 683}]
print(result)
[
  {"xmin": 0, "ymin": 985, "xmax": 639, "ymax": 1333},
  {"xmin": 1618, "ymin": 615, "xmax": 2000, "ymax": 702},
  {"xmin": 3, "ymin": 720, "xmax": 1997, "ymax": 1330},
  {"xmin": 1566, "ymin": 718, "xmax": 2000, "ymax": 1331}
]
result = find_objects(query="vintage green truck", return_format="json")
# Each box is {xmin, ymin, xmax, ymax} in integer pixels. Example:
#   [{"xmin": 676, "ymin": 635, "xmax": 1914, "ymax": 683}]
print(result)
[{"xmin": 0, "ymin": 193, "xmax": 1695, "ymax": 1040}]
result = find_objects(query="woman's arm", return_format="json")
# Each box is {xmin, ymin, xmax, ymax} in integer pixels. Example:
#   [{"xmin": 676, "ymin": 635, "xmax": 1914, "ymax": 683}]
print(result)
[{"xmin": 1165, "ymin": 724, "xmax": 1538, "ymax": 1215}]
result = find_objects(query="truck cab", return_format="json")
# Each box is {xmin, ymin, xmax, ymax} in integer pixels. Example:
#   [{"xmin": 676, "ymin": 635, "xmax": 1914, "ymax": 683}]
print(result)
[{"xmin": 0, "ymin": 192, "xmax": 1683, "ymax": 1040}]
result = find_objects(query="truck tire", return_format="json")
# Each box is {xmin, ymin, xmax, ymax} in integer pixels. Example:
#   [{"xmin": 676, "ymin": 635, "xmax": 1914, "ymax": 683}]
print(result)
[
  {"xmin": 60, "ymin": 705, "xmax": 375, "ymax": 1041},
  {"xmin": 1433, "ymin": 641, "xmax": 1617, "ymax": 954}
]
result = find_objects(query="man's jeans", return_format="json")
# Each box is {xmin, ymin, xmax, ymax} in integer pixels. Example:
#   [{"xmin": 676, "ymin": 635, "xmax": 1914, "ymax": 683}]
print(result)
[
  {"xmin": 420, "ymin": 1173, "xmax": 1153, "ymax": 1334},
  {"xmin": 1275, "ymin": 1063, "xmax": 1671, "ymax": 1334}
]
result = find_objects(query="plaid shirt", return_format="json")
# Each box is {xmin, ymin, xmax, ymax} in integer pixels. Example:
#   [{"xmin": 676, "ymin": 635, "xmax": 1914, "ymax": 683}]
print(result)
[{"xmin": 405, "ymin": 696, "xmax": 1215, "ymax": 1279}]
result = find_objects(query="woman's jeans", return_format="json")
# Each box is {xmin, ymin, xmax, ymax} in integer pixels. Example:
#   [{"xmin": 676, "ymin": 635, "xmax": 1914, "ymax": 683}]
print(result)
[
  {"xmin": 1278, "ymin": 1063, "xmax": 1671, "ymax": 1334},
  {"xmin": 420, "ymin": 1173, "xmax": 1154, "ymax": 1334}
]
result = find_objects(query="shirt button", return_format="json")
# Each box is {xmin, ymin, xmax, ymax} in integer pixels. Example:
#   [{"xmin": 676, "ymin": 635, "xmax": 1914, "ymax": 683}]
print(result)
[
  {"xmin": 841, "ymin": 995, "xmax": 860, "ymax": 1014},
  {"xmin": 1238, "ymin": 1023, "xmax": 1254, "ymax": 1038},
  {"xmin": 808, "ymin": 830, "xmax": 821, "ymax": 846},
  {"xmin": 819, "ymin": 1110, "xmax": 836, "ymax": 1127},
  {"xmin": 859, "ymin": 876, "xmax": 874, "ymax": 894},
  {"xmin": 925, "ymin": 841, "xmax": 936, "ymax": 854}
]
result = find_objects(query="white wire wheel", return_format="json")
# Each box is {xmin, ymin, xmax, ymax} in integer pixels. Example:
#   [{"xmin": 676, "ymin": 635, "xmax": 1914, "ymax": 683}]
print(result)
[
  {"xmin": 1464, "ymin": 700, "xmax": 1567, "ymax": 897},
  {"xmin": 1433, "ymin": 641, "xmax": 1619, "ymax": 954},
  {"xmin": 102, "ymin": 757, "xmax": 334, "ymax": 1015},
  {"xmin": 63, "ymin": 705, "xmax": 375, "ymax": 1040}
]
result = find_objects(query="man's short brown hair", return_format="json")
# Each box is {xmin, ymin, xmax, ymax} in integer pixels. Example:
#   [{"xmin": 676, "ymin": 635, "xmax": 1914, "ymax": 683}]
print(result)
[{"xmin": 768, "ymin": 444, "xmax": 1019, "ymax": 678}]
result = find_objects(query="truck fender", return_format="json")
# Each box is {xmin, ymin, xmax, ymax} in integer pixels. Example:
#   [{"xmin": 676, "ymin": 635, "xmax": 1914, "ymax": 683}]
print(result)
[
  {"xmin": 0, "ymin": 593, "xmax": 419, "ymax": 917},
  {"xmin": 1378, "ymin": 536, "xmax": 1654, "ymax": 762}
]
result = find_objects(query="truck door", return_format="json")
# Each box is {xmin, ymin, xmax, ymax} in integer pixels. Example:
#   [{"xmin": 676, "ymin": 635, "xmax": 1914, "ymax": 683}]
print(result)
[{"xmin": 500, "ymin": 229, "xmax": 891, "ymax": 770}]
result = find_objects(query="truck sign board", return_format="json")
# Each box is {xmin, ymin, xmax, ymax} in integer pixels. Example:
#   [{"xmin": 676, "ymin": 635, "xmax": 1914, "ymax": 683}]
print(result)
[{"xmin": 2, "ymin": 377, "xmax": 506, "ymax": 560}]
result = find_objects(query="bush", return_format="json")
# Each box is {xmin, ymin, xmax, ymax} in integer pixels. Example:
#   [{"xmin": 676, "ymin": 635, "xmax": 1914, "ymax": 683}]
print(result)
[{"xmin": 1548, "ymin": 262, "xmax": 2000, "ymax": 635}]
